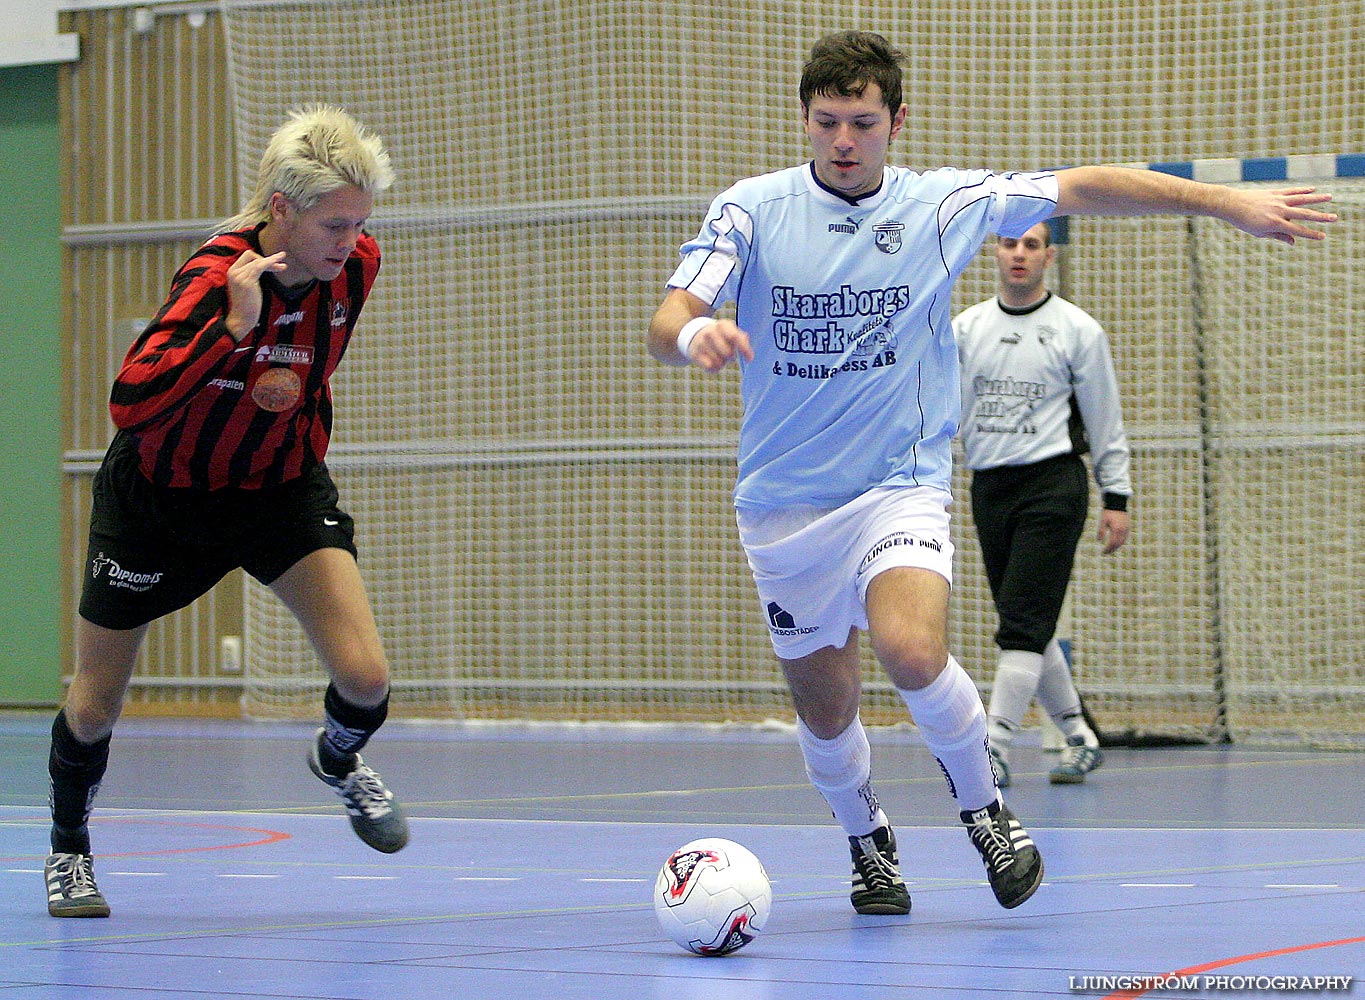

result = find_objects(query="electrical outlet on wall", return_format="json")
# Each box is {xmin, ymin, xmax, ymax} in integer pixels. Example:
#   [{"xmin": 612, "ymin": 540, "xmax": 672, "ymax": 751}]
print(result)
[{"xmin": 219, "ymin": 635, "xmax": 242, "ymax": 674}]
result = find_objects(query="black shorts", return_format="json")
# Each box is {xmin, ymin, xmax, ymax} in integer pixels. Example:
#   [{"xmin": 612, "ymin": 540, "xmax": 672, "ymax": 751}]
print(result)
[{"xmin": 79, "ymin": 434, "xmax": 358, "ymax": 630}]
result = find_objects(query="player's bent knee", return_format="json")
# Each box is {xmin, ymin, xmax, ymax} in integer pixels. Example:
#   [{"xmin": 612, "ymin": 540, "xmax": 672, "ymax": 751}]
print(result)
[
  {"xmin": 327, "ymin": 665, "xmax": 390, "ymax": 708},
  {"xmin": 63, "ymin": 694, "xmax": 123, "ymax": 743},
  {"xmin": 797, "ymin": 704, "xmax": 861, "ymax": 740},
  {"xmin": 871, "ymin": 629, "xmax": 947, "ymax": 682}
]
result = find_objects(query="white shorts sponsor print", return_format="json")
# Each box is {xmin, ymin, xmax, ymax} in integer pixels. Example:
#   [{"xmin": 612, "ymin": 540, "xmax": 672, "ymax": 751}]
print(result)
[{"xmin": 737, "ymin": 485, "xmax": 954, "ymax": 659}]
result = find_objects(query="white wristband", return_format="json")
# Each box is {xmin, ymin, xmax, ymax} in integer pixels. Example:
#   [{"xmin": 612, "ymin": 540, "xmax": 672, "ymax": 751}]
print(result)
[{"xmin": 676, "ymin": 316, "xmax": 711, "ymax": 362}]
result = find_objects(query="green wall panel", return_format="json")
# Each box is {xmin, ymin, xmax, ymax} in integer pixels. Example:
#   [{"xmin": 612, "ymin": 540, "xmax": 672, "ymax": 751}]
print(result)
[{"xmin": 0, "ymin": 64, "xmax": 64, "ymax": 705}]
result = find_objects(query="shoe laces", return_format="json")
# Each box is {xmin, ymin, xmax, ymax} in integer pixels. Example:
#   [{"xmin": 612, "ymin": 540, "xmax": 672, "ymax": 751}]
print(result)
[
  {"xmin": 967, "ymin": 812, "xmax": 1016, "ymax": 874},
  {"xmin": 338, "ymin": 762, "xmax": 395, "ymax": 820},
  {"xmin": 53, "ymin": 855, "xmax": 101, "ymax": 898},
  {"xmin": 1062, "ymin": 743, "xmax": 1096, "ymax": 770},
  {"xmin": 853, "ymin": 835, "xmax": 899, "ymax": 891}
]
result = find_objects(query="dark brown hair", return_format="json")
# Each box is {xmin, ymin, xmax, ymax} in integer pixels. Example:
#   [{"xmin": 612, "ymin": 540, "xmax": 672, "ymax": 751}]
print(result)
[{"xmin": 799, "ymin": 31, "xmax": 904, "ymax": 113}]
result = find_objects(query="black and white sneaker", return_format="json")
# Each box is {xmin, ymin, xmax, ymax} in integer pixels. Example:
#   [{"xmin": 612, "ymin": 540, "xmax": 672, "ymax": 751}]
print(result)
[
  {"xmin": 1049, "ymin": 735, "xmax": 1104, "ymax": 784},
  {"xmin": 849, "ymin": 825, "xmax": 911, "ymax": 914},
  {"xmin": 308, "ymin": 729, "xmax": 409, "ymax": 854},
  {"xmin": 961, "ymin": 800, "xmax": 1043, "ymax": 909},
  {"xmin": 46, "ymin": 852, "xmax": 110, "ymax": 918}
]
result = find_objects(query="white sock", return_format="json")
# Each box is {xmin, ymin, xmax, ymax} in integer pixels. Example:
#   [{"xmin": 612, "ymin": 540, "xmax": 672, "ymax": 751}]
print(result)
[
  {"xmin": 1037, "ymin": 639, "xmax": 1098, "ymax": 746},
  {"xmin": 796, "ymin": 716, "xmax": 887, "ymax": 837},
  {"xmin": 898, "ymin": 656, "xmax": 997, "ymax": 813},
  {"xmin": 987, "ymin": 649, "xmax": 1044, "ymax": 757}
]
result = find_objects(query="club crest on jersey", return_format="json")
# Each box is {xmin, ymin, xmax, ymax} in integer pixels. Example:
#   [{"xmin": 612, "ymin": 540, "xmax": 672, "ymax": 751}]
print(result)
[
  {"xmin": 873, "ymin": 220, "xmax": 904, "ymax": 255},
  {"xmin": 330, "ymin": 300, "xmax": 349, "ymax": 328}
]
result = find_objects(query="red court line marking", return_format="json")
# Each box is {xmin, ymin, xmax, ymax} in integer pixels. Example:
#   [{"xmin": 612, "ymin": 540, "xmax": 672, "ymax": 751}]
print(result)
[
  {"xmin": 1103, "ymin": 935, "xmax": 1365, "ymax": 999},
  {"xmin": 2, "ymin": 819, "xmax": 290, "ymax": 865},
  {"xmin": 93, "ymin": 818, "xmax": 291, "ymax": 857}
]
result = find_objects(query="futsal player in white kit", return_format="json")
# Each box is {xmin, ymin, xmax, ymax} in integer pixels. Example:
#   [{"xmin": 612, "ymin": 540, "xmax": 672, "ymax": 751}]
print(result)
[
  {"xmin": 647, "ymin": 30, "xmax": 1334, "ymax": 913},
  {"xmin": 955, "ymin": 221, "xmax": 1130, "ymax": 788}
]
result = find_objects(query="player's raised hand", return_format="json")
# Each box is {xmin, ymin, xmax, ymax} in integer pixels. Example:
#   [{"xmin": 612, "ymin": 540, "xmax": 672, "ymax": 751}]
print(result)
[
  {"xmin": 1223, "ymin": 187, "xmax": 1336, "ymax": 244},
  {"xmin": 684, "ymin": 318, "xmax": 755, "ymax": 373},
  {"xmin": 225, "ymin": 249, "xmax": 288, "ymax": 341}
]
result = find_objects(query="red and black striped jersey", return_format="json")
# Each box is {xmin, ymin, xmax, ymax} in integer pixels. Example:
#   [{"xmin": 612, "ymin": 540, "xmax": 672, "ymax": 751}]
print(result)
[{"xmin": 109, "ymin": 226, "xmax": 380, "ymax": 489}]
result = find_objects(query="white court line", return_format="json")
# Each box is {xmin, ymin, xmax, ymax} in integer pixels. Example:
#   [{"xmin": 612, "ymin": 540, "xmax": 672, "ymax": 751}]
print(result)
[
  {"xmin": 455, "ymin": 876, "xmax": 520, "ymax": 882},
  {"xmin": 580, "ymin": 878, "xmax": 647, "ymax": 883},
  {"xmin": 1120, "ymin": 883, "xmax": 1196, "ymax": 888},
  {"xmin": 334, "ymin": 875, "xmax": 398, "ymax": 880}
]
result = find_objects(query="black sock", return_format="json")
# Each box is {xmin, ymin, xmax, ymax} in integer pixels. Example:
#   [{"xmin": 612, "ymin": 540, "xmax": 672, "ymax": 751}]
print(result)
[
  {"xmin": 318, "ymin": 683, "xmax": 388, "ymax": 776},
  {"xmin": 49, "ymin": 710, "xmax": 110, "ymax": 854}
]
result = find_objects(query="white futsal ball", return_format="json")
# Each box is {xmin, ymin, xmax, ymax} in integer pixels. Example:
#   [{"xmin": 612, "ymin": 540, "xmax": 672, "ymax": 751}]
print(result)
[{"xmin": 653, "ymin": 838, "xmax": 772, "ymax": 956}]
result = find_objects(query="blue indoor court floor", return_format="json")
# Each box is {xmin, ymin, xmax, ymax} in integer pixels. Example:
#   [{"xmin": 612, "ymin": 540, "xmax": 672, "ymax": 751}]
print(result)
[{"xmin": 0, "ymin": 712, "xmax": 1361, "ymax": 999}]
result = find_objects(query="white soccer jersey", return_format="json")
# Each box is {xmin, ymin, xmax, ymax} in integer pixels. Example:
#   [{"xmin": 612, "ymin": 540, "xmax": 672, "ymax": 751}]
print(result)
[
  {"xmin": 953, "ymin": 292, "xmax": 1132, "ymax": 499},
  {"xmin": 667, "ymin": 162, "xmax": 1058, "ymax": 510}
]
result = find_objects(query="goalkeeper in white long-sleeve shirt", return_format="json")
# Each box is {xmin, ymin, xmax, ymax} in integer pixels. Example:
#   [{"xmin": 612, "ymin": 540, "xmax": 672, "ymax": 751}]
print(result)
[{"xmin": 955, "ymin": 221, "xmax": 1129, "ymax": 786}]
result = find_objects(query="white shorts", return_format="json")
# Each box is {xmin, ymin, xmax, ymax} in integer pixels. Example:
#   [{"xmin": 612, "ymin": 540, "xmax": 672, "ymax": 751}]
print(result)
[{"xmin": 737, "ymin": 485, "xmax": 955, "ymax": 660}]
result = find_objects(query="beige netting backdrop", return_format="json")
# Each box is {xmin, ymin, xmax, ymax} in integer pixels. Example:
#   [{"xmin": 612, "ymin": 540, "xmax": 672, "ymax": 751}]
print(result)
[{"xmin": 221, "ymin": 0, "xmax": 1365, "ymax": 745}]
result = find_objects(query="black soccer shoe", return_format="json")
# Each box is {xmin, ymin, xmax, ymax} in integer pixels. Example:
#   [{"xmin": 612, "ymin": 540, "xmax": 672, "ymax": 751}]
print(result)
[
  {"xmin": 46, "ymin": 852, "xmax": 111, "ymax": 918},
  {"xmin": 849, "ymin": 825, "xmax": 911, "ymax": 915},
  {"xmin": 961, "ymin": 800, "xmax": 1043, "ymax": 909}
]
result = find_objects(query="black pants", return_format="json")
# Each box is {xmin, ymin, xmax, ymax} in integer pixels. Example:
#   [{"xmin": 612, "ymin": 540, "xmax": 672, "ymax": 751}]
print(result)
[{"xmin": 970, "ymin": 453, "xmax": 1089, "ymax": 654}]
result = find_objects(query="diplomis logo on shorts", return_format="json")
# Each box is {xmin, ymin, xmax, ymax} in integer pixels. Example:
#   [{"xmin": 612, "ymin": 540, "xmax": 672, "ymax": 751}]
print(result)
[
  {"xmin": 90, "ymin": 552, "xmax": 163, "ymax": 592},
  {"xmin": 766, "ymin": 602, "xmax": 820, "ymax": 637}
]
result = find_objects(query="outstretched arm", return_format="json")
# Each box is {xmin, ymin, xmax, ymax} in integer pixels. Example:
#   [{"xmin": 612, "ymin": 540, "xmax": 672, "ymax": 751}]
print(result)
[
  {"xmin": 1054, "ymin": 165, "xmax": 1336, "ymax": 244},
  {"xmin": 647, "ymin": 287, "xmax": 754, "ymax": 372}
]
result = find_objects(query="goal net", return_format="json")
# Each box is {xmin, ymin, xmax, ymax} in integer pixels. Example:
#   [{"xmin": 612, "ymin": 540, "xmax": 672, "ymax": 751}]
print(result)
[{"xmin": 221, "ymin": 0, "xmax": 1364, "ymax": 746}]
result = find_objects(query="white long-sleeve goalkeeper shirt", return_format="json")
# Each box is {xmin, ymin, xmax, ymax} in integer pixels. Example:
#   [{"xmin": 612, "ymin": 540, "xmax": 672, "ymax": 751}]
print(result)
[{"xmin": 954, "ymin": 291, "xmax": 1132, "ymax": 507}]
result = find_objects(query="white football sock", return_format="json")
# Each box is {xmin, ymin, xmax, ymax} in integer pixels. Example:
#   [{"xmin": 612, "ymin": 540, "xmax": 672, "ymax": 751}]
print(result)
[
  {"xmin": 987, "ymin": 649, "xmax": 1044, "ymax": 755},
  {"xmin": 796, "ymin": 716, "xmax": 887, "ymax": 837},
  {"xmin": 1037, "ymin": 639, "xmax": 1098, "ymax": 746},
  {"xmin": 898, "ymin": 657, "xmax": 997, "ymax": 813}
]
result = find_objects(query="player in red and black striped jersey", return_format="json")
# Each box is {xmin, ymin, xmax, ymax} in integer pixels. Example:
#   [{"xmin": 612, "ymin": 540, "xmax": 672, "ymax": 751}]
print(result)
[
  {"xmin": 109, "ymin": 225, "xmax": 379, "ymax": 489},
  {"xmin": 44, "ymin": 107, "xmax": 411, "ymax": 919}
]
